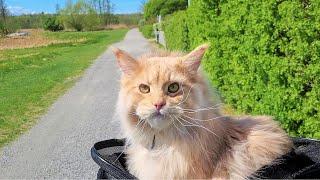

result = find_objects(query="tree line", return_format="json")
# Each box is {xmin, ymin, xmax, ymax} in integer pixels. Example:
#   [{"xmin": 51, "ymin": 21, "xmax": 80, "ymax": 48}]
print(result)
[{"xmin": 0, "ymin": 0, "xmax": 141, "ymax": 35}]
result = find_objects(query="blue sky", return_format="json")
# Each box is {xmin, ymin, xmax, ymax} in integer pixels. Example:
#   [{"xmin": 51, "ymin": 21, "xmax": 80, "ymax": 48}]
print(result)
[{"xmin": 6, "ymin": 0, "xmax": 142, "ymax": 15}]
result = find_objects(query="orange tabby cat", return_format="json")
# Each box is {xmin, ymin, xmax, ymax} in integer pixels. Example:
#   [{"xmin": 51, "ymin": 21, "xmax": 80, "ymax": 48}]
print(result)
[{"xmin": 112, "ymin": 44, "xmax": 292, "ymax": 179}]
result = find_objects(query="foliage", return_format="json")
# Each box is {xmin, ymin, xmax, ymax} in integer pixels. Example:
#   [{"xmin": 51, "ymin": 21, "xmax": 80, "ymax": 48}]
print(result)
[
  {"xmin": 163, "ymin": 0, "xmax": 320, "ymax": 139},
  {"xmin": 101, "ymin": 13, "xmax": 118, "ymax": 25},
  {"xmin": 0, "ymin": 29, "xmax": 128, "ymax": 147},
  {"xmin": 116, "ymin": 13, "xmax": 142, "ymax": 26},
  {"xmin": 90, "ymin": 0, "xmax": 119, "ymax": 25},
  {"xmin": 143, "ymin": 0, "xmax": 188, "ymax": 20},
  {"xmin": 163, "ymin": 11, "xmax": 189, "ymax": 51},
  {"xmin": 139, "ymin": 24, "xmax": 154, "ymax": 39},
  {"xmin": 43, "ymin": 16, "xmax": 64, "ymax": 32},
  {"xmin": 0, "ymin": 17, "xmax": 18, "ymax": 36},
  {"xmin": 0, "ymin": 25, "xmax": 4, "ymax": 36},
  {"xmin": 59, "ymin": 0, "xmax": 100, "ymax": 31},
  {"xmin": 0, "ymin": 0, "xmax": 17, "ymax": 36},
  {"xmin": 0, "ymin": 20, "xmax": 6, "ymax": 35},
  {"xmin": 0, "ymin": 0, "xmax": 9, "ymax": 23},
  {"xmin": 11, "ymin": 14, "xmax": 48, "ymax": 29}
]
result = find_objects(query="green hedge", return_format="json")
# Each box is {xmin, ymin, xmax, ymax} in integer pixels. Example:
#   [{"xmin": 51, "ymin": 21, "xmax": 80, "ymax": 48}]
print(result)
[
  {"xmin": 163, "ymin": 0, "xmax": 320, "ymax": 138},
  {"xmin": 163, "ymin": 11, "xmax": 189, "ymax": 51},
  {"xmin": 139, "ymin": 24, "xmax": 154, "ymax": 39}
]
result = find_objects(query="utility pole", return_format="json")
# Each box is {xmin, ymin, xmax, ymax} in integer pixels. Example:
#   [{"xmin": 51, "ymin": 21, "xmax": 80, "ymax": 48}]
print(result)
[{"xmin": 55, "ymin": 3, "xmax": 60, "ymax": 14}]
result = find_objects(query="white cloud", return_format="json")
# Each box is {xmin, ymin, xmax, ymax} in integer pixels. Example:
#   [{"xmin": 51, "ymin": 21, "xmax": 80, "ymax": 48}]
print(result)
[{"xmin": 8, "ymin": 6, "xmax": 37, "ymax": 16}]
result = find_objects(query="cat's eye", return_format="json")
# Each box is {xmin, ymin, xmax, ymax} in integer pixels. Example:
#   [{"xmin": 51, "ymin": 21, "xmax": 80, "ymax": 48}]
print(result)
[
  {"xmin": 139, "ymin": 84, "xmax": 150, "ymax": 94},
  {"xmin": 168, "ymin": 82, "xmax": 180, "ymax": 94}
]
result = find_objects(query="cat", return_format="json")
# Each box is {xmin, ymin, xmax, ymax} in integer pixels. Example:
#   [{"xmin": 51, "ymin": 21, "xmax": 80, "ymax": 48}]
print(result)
[{"xmin": 112, "ymin": 44, "xmax": 293, "ymax": 179}]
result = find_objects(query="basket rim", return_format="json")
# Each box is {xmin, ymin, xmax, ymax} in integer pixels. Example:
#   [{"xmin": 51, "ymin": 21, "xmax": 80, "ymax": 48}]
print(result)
[{"xmin": 90, "ymin": 139, "xmax": 136, "ymax": 179}]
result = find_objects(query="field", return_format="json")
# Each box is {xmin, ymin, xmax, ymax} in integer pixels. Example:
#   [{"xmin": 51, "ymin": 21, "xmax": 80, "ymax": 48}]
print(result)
[
  {"xmin": 0, "ymin": 29, "xmax": 87, "ymax": 50},
  {"xmin": 0, "ymin": 29, "xmax": 128, "ymax": 147}
]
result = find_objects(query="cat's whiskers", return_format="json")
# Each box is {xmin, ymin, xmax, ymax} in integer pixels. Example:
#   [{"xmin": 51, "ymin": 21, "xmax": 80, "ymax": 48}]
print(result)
[
  {"xmin": 193, "ymin": 129, "xmax": 213, "ymax": 158},
  {"xmin": 172, "ymin": 115, "xmax": 194, "ymax": 139},
  {"xmin": 128, "ymin": 111, "xmax": 138, "ymax": 116},
  {"xmin": 135, "ymin": 118, "xmax": 144, "ymax": 128},
  {"xmin": 113, "ymin": 120, "xmax": 147, "ymax": 165},
  {"xmin": 169, "ymin": 114, "xmax": 186, "ymax": 136},
  {"xmin": 182, "ymin": 114, "xmax": 227, "ymax": 122},
  {"xmin": 112, "ymin": 144, "xmax": 127, "ymax": 164},
  {"xmin": 178, "ymin": 107, "xmax": 220, "ymax": 114},
  {"xmin": 177, "ymin": 116, "xmax": 219, "ymax": 138},
  {"xmin": 173, "ymin": 115, "xmax": 217, "ymax": 156},
  {"xmin": 175, "ymin": 84, "xmax": 195, "ymax": 107},
  {"xmin": 179, "ymin": 103, "xmax": 224, "ymax": 112},
  {"xmin": 169, "ymin": 103, "xmax": 224, "ymax": 115}
]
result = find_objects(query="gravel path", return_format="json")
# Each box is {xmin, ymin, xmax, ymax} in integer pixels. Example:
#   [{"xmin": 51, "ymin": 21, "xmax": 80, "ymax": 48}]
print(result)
[{"xmin": 0, "ymin": 28, "xmax": 151, "ymax": 179}]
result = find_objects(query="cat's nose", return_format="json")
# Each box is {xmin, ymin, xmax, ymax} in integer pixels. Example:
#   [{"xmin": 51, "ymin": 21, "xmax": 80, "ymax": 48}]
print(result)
[{"xmin": 154, "ymin": 102, "xmax": 166, "ymax": 111}]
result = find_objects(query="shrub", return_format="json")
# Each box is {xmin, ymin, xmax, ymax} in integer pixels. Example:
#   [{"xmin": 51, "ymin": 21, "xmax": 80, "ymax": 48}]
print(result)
[
  {"xmin": 44, "ymin": 17, "xmax": 64, "ymax": 32},
  {"xmin": 139, "ymin": 24, "xmax": 154, "ymax": 39},
  {"xmin": 83, "ymin": 11, "xmax": 100, "ymax": 31},
  {"xmin": 0, "ymin": 18, "xmax": 19, "ymax": 36},
  {"xmin": 59, "ymin": 0, "xmax": 100, "ymax": 31},
  {"xmin": 163, "ymin": 11, "xmax": 189, "ymax": 51},
  {"xmin": 163, "ymin": 0, "xmax": 320, "ymax": 139},
  {"xmin": 0, "ymin": 21, "xmax": 5, "ymax": 36}
]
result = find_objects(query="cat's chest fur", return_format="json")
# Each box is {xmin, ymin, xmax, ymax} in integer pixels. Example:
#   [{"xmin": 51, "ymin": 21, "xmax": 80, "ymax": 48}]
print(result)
[{"xmin": 126, "ymin": 144, "xmax": 192, "ymax": 179}]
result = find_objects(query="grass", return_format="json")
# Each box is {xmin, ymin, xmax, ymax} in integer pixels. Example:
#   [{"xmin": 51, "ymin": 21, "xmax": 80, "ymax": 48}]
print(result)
[{"xmin": 0, "ymin": 29, "xmax": 128, "ymax": 147}]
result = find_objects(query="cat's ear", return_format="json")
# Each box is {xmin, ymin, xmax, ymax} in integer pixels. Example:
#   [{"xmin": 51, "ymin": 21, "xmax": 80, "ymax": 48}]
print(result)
[
  {"xmin": 112, "ymin": 47, "xmax": 138, "ymax": 76},
  {"xmin": 183, "ymin": 44, "xmax": 210, "ymax": 73}
]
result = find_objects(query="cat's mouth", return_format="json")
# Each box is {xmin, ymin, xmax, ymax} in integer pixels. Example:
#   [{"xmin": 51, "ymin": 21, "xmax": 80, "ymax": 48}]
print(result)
[
  {"xmin": 136, "ymin": 107, "xmax": 181, "ymax": 130},
  {"xmin": 145, "ymin": 112, "xmax": 171, "ymax": 130},
  {"xmin": 151, "ymin": 111, "xmax": 165, "ymax": 118}
]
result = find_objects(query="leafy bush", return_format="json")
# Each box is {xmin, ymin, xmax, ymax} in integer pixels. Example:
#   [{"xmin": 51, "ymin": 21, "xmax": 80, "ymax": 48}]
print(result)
[
  {"xmin": 0, "ymin": 19, "xmax": 18, "ymax": 36},
  {"xmin": 139, "ymin": 24, "xmax": 154, "ymax": 39},
  {"xmin": 0, "ymin": 21, "xmax": 5, "ymax": 36},
  {"xmin": 59, "ymin": 0, "xmax": 100, "ymax": 31},
  {"xmin": 163, "ymin": 11, "xmax": 189, "ymax": 51},
  {"xmin": 44, "ymin": 17, "xmax": 64, "ymax": 32},
  {"xmin": 164, "ymin": 0, "xmax": 320, "ymax": 139}
]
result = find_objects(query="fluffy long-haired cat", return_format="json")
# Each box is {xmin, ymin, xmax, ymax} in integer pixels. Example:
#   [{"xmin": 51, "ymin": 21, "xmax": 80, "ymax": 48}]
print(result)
[{"xmin": 112, "ymin": 44, "xmax": 293, "ymax": 179}]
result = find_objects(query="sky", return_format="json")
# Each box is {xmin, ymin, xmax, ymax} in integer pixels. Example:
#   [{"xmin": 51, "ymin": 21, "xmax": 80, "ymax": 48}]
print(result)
[{"xmin": 6, "ymin": 0, "xmax": 142, "ymax": 15}]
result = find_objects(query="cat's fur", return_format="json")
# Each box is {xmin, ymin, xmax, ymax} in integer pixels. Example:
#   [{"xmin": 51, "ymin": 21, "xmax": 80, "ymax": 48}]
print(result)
[{"xmin": 112, "ymin": 44, "xmax": 292, "ymax": 179}]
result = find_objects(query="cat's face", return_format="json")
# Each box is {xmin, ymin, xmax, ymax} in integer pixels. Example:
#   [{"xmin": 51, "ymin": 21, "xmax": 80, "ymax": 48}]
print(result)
[{"xmin": 113, "ymin": 44, "xmax": 209, "ymax": 131}]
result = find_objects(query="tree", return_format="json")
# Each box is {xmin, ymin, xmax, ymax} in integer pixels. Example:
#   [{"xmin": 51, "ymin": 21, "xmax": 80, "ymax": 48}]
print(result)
[
  {"xmin": 0, "ymin": 0, "xmax": 8, "ymax": 23},
  {"xmin": 143, "ymin": 0, "xmax": 188, "ymax": 20},
  {"xmin": 55, "ymin": 3, "xmax": 61, "ymax": 14},
  {"xmin": 0, "ymin": 0, "xmax": 12, "ymax": 35},
  {"xmin": 140, "ymin": 0, "xmax": 146, "ymax": 12},
  {"xmin": 59, "ymin": 0, "xmax": 100, "ymax": 31},
  {"xmin": 90, "ymin": 0, "xmax": 116, "ymax": 25},
  {"xmin": 91, "ymin": 0, "xmax": 113, "ymax": 15}
]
